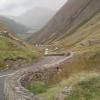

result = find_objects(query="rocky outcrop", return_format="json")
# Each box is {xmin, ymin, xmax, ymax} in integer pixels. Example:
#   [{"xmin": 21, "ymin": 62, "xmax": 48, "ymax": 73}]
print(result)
[{"xmin": 29, "ymin": 0, "xmax": 100, "ymax": 44}]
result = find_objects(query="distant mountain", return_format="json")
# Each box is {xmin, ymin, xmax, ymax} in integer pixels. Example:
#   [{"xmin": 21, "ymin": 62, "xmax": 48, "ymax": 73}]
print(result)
[
  {"xmin": 15, "ymin": 7, "xmax": 55, "ymax": 32},
  {"xmin": 28, "ymin": 0, "xmax": 100, "ymax": 44},
  {"xmin": 0, "ymin": 16, "xmax": 29, "ymax": 36}
]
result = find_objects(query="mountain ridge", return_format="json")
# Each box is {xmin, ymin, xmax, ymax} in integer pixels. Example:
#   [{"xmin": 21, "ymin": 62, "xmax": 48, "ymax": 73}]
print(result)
[
  {"xmin": 28, "ymin": 0, "xmax": 100, "ymax": 44},
  {"xmin": 0, "ymin": 16, "xmax": 29, "ymax": 36}
]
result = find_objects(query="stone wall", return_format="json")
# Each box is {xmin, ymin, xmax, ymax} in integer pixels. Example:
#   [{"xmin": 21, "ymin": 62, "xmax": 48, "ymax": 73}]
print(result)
[{"xmin": 4, "ymin": 54, "xmax": 72, "ymax": 100}]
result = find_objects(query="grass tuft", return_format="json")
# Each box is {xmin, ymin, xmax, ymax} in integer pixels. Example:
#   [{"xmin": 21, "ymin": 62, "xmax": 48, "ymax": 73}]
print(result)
[
  {"xmin": 26, "ymin": 81, "xmax": 49, "ymax": 95},
  {"xmin": 64, "ymin": 76, "xmax": 100, "ymax": 100}
]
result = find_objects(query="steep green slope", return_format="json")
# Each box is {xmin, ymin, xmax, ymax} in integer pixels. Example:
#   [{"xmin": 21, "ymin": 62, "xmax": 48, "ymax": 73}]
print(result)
[
  {"xmin": 54, "ymin": 12, "xmax": 100, "ymax": 100},
  {"xmin": 54, "ymin": 12, "xmax": 100, "ymax": 77},
  {"xmin": 53, "ymin": 12, "xmax": 100, "ymax": 51},
  {"xmin": 27, "ymin": 12, "xmax": 100, "ymax": 100},
  {"xmin": 0, "ymin": 30, "xmax": 40, "ymax": 70}
]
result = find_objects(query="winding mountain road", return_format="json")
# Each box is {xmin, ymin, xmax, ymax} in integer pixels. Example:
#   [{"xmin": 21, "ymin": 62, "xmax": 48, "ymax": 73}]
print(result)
[{"xmin": 0, "ymin": 52, "xmax": 73, "ymax": 100}]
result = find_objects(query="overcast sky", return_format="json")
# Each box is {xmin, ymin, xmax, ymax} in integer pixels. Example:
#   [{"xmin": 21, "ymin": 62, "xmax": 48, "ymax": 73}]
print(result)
[{"xmin": 0, "ymin": 0, "xmax": 68, "ymax": 16}]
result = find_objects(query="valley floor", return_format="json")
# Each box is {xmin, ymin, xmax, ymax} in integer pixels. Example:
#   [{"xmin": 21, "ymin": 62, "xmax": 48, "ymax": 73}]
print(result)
[{"xmin": 0, "ymin": 55, "xmax": 68, "ymax": 100}]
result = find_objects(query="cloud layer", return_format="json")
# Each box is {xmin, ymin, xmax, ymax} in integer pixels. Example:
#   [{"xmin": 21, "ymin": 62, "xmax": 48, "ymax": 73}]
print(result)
[{"xmin": 0, "ymin": 0, "xmax": 68, "ymax": 16}]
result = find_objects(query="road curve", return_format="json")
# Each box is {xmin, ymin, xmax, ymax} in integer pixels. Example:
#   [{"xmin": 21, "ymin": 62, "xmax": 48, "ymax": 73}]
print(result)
[{"xmin": 0, "ymin": 53, "xmax": 73, "ymax": 100}]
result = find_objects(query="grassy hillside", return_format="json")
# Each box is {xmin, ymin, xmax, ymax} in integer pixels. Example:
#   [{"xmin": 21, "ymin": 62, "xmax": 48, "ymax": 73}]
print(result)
[
  {"xmin": 29, "ymin": 45, "xmax": 100, "ymax": 100},
  {"xmin": 0, "ymin": 30, "xmax": 40, "ymax": 70},
  {"xmin": 51, "ymin": 12, "xmax": 100, "ymax": 50},
  {"xmin": 48, "ymin": 12, "xmax": 100, "ymax": 100},
  {"xmin": 64, "ymin": 74, "xmax": 100, "ymax": 100},
  {"xmin": 27, "ymin": 12, "xmax": 100, "ymax": 100}
]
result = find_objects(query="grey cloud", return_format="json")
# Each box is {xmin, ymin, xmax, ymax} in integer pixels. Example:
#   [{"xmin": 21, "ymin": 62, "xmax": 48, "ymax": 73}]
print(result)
[{"xmin": 0, "ymin": 0, "xmax": 68, "ymax": 16}]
